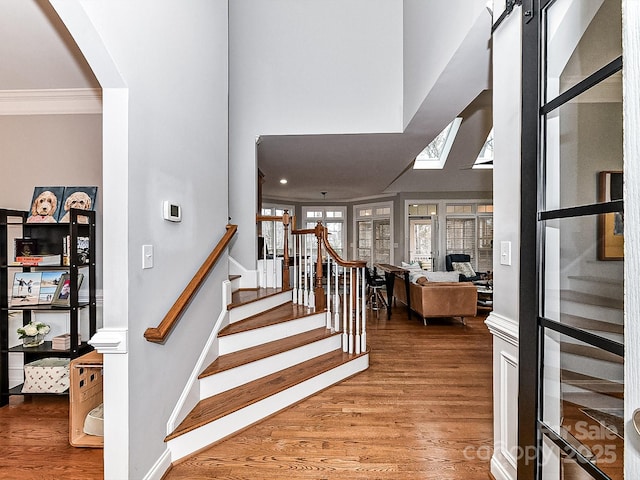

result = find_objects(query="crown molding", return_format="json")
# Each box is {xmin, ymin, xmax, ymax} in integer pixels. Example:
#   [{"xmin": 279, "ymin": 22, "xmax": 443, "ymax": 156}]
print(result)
[{"xmin": 0, "ymin": 88, "xmax": 102, "ymax": 115}]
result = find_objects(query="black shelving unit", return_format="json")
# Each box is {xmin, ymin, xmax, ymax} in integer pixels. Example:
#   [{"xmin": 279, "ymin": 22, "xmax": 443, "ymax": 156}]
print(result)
[{"xmin": 0, "ymin": 208, "xmax": 96, "ymax": 406}]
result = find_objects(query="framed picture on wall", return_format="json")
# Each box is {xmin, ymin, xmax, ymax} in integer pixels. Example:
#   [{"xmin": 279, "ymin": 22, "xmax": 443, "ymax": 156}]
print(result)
[{"xmin": 597, "ymin": 171, "xmax": 623, "ymax": 261}]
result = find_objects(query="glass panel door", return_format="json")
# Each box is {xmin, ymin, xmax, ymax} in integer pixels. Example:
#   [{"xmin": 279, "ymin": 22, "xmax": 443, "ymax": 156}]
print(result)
[
  {"xmin": 520, "ymin": 0, "xmax": 624, "ymax": 478},
  {"xmin": 409, "ymin": 217, "xmax": 434, "ymax": 270}
]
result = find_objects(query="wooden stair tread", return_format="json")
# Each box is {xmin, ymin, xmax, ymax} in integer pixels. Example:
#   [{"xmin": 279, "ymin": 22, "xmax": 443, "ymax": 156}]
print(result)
[
  {"xmin": 228, "ymin": 287, "xmax": 286, "ymax": 309},
  {"xmin": 167, "ymin": 349, "xmax": 367, "ymax": 441},
  {"xmin": 199, "ymin": 328, "xmax": 338, "ymax": 378},
  {"xmin": 560, "ymin": 289, "xmax": 623, "ymax": 310},
  {"xmin": 220, "ymin": 302, "xmax": 317, "ymax": 336},
  {"xmin": 561, "ymin": 369, "xmax": 624, "ymax": 398},
  {"xmin": 560, "ymin": 313, "xmax": 624, "ymax": 334}
]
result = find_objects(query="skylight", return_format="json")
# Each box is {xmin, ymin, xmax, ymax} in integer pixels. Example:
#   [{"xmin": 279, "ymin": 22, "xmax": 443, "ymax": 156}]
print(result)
[
  {"xmin": 413, "ymin": 117, "xmax": 462, "ymax": 170},
  {"xmin": 473, "ymin": 128, "xmax": 494, "ymax": 169}
]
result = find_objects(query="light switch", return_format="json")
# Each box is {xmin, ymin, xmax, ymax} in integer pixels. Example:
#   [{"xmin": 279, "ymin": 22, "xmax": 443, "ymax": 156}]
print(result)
[
  {"xmin": 142, "ymin": 245, "xmax": 154, "ymax": 269},
  {"xmin": 500, "ymin": 241, "xmax": 511, "ymax": 266}
]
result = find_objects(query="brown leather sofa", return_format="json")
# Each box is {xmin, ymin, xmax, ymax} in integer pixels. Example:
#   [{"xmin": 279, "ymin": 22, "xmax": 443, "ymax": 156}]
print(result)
[{"xmin": 393, "ymin": 275, "xmax": 478, "ymax": 325}]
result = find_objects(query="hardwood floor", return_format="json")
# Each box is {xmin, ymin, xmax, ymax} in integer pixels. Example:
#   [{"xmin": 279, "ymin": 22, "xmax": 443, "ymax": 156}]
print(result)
[
  {"xmin": 165, "ymin": 307, "xmax": 495, "ymax": 479},
  {"xmin": 0, "ymin": 395, "xmax": 103, "ymax": 480},
  {"xmin": 0, "ymin": 306, "xmax": 494, "ymax": 480}
]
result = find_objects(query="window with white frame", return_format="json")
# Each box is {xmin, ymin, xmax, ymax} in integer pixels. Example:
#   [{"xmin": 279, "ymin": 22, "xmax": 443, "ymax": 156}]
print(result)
[
  {"xmin": 445, "ymin": 203, "xmax": 493, "ymax": 272},
  {"xmin": 354, "ymin": 202, "xmax": 392, "ymax": 266},
  {"xmin": 261, "ymin": 204, "xmax": 294, "ymax": 257},
  {"xmin": 302, "ymin": 206, "xmax": 346, "ymax": 257}
]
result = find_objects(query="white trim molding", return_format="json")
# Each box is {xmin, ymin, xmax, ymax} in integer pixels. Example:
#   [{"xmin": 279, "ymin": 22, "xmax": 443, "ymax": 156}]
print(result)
[
  {"xmin": 89, "ymin": 327, "xmax": 128, "ymax": 353},
  {"xmin": 485, "ymin": 312, "xmax": 519, "ymax": 347},
  {"xmin": 0, "ymin": 88, "xmax": 102, "ymax": 115}
]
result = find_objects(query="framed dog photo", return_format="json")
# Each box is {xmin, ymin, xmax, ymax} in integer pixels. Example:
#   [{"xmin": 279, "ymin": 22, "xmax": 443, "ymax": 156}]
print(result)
[
  {"xmin": 51, "ymin": 273, "xmax": 84, "ymax": 307},
  {"xmin": 26, "ymin": 186, "xmax": 65, "ymax": 224},
  {"xmin": 57, "ymin": 186, "xmax": 98, "ymax": 223}
]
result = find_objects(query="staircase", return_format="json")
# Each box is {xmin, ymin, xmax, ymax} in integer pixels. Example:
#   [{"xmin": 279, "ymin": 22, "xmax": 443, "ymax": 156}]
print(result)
[
  {"xmin": 558, "ymin": 275, "xmax": 624, "ymax": 412},
  {"xmin": 164, "ymin": 286, "xmax": 369, "ymax": 462}
]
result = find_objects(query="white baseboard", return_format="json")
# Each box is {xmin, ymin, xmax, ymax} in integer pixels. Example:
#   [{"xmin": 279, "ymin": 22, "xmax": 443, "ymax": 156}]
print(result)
[
  {"xmin": 491, "ymin": 454, "xmax": 516, "ymax": 480},
  {"xmin": 143, "ymin": 448, "xmax": 172, "ymax": 480}
]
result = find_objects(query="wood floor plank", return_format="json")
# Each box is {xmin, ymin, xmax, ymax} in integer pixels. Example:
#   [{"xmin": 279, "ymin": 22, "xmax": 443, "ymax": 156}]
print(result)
[
  {"xmin": 0, "ymin": 396, "xmax": 103, "ymax": 480},
  {"xmin": 0, "ymin": 308, "xmax": 495, "ymax": 480},
  {"xmin": 165, "ymin": 308, "xmax": 495, "ymax": 479}
]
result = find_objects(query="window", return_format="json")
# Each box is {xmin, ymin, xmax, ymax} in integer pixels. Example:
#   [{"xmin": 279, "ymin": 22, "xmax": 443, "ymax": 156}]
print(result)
[
  {"xmin": 302, "ymin": 206, "xmax": 346, "ymax": 257},
  {"xmin": 413, "ymin": 117, "xmax": 463, "ymax": 169},
  {"xmin": 354, "ymin": 202, "xmax": 392, "ymax": 266},
  {"xmin": 446, "ymin": 217, "xmax": 476, "ymax": 260},
  {"xmin": 445, "ymin": 202, "xmax": 494, "ymax": 272},
  {"xmin": 261, "ymin": 204, "xmax": 294, "ymax": 256},
  {"xmin": 473, "ymin": 128, "xmax": 494, "ymax": 169}
]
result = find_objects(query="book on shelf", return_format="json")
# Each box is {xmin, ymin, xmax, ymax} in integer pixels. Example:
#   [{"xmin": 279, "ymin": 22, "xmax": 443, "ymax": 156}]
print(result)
[
  {"xmin": 14, "ymin": 238, "xmax": 39, "ymax": 258},
  {"xmin": 51, "ymin": 333, "xmax": 82, "ymax": 350},
  {"xmin": 12, "ymin": 254, "xmax": 62, "ymax": 266},
  {"xmin": 63, "ymin": 235, "xmax": 90, "ymax": 265}
]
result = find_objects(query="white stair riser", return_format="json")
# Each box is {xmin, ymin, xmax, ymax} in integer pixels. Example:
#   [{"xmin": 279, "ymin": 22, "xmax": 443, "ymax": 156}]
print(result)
[
  {"xmin": 560, "ymin": 353, "xmax": 623, "ymax": 385},
  {"xmin": 228, "ymin": 290, "xmax": 293, "ymax": 323},
  {"xmin": 168, "ymin": 354, "xmax": 369, "ymax": 462},
  {"xmin": 219, "ymin": 314, "xmax": 326, "ymax": 355},
  {"xmin": 567, "ymin": 278, "xmax": 623, "ymax": 301},
  {"xmin": 561, "ymin": 387, "xmax": 624, "ymax": 411},
  {"xmin": 560, "ymin": 301, "xmax": 623, "ymax": 325},
  {"xmin": 200, "ymin": 335, "xmax": 342, "ymax": 398}
]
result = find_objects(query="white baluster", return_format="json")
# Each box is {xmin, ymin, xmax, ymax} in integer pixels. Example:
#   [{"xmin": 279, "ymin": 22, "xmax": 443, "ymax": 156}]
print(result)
[
  {"xmin": 360, "ymin": 266, "xmax": 367, "ymax": 353},
  {"xmin": 272, "ymin": 220, "xmax": 277, "ymax": 288},
  {"xmin": 342, "ymin": 266, "xmax": 348, "ymax": 352},
  {"xmin": 293, "ymin": 234, "xmax": 298, "ymax": 303},
  {"xmin": 354, "ymin": 267, "xmax": 361, "ymax": 354},
  {"xmin": 326, "ymin": 257, "xmax": 332, "ymax": 329},
  {"xmin": 348, "ymin": 267, "xmax": 354, "ymax": 354},
  {"xmin": 333, "ymin": 264, "xmax": 340, "ymax": 332},
  {"xmin": 303, "ymin": 235, "xmax": 309, "ymax": 307},
  {"xmin": 262, "ymin": 233, "xmax": 267, "ymax": 288}
]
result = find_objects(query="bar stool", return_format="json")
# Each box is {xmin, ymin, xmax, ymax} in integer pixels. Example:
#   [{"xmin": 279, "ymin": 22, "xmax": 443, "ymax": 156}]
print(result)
[{"xmin": 366, "ymin": 268, "xmax": 387, "ymax": 313}]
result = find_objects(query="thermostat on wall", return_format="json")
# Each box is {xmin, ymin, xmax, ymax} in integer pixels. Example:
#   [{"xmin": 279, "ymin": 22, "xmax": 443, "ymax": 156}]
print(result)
[{"xmin": 163, "ymin": 201, "xmax": 182, "ymax": 222}]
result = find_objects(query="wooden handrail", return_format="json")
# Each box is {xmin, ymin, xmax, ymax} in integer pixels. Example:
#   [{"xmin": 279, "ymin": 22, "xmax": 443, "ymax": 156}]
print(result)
[
  {"xmin": 317, "ymin": 223, "xmax": 366, "ymax": 269},
  {"xmin": 144, "ymin": 224, "xmax": 238, "ymax": 344}
]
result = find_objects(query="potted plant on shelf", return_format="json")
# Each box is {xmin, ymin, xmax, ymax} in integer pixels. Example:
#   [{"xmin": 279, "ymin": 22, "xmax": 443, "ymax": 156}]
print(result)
[{"xmin": 17, "ymin": 320, "xmax": 51, "ymax": 347}]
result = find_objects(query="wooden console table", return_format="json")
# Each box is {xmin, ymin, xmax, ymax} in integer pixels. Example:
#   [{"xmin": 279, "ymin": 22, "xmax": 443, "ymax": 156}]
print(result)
[{"xmin": 375, "ymin": 264, "xmax": 411, "ymax": 320}]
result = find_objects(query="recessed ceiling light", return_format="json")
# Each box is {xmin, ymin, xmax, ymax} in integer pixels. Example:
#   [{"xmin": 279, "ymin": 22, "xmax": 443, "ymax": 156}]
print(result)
[{"xmin": 279, "ymin": 178, "xmax": 288, "ymax": 184}]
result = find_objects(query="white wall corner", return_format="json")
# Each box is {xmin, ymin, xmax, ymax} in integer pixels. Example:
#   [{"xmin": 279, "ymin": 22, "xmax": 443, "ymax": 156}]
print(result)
[
  {"xmin": 88, "ymin": 327, "xmax": 128, "ymax": 353},
  {"xmin": 229, "ymin": 255, "xmax": 259, "ymax": 289}
]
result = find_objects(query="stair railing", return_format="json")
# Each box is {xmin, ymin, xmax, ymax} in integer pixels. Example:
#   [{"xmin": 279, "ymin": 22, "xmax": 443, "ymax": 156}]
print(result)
[
  {"xmin": 144, "ymin": 224, "xmax": 238, "ymax": 344},
  {"xmin": 256, "ymin": 210, "xmax": 292, "ymax": 289},
  {"xmin": 292, "ymin": 221, "xmax": 367, "ymax": 354}
]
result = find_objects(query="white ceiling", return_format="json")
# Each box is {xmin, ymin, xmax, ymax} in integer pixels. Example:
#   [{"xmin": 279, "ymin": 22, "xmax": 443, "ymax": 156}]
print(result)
[
  {"xmin": 258, "ymin": 8, "xmax": 494, "ymax": 202},
  {"xmin": 4, "ymin": 1, "xmax": 492, "ymax": 203}
]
